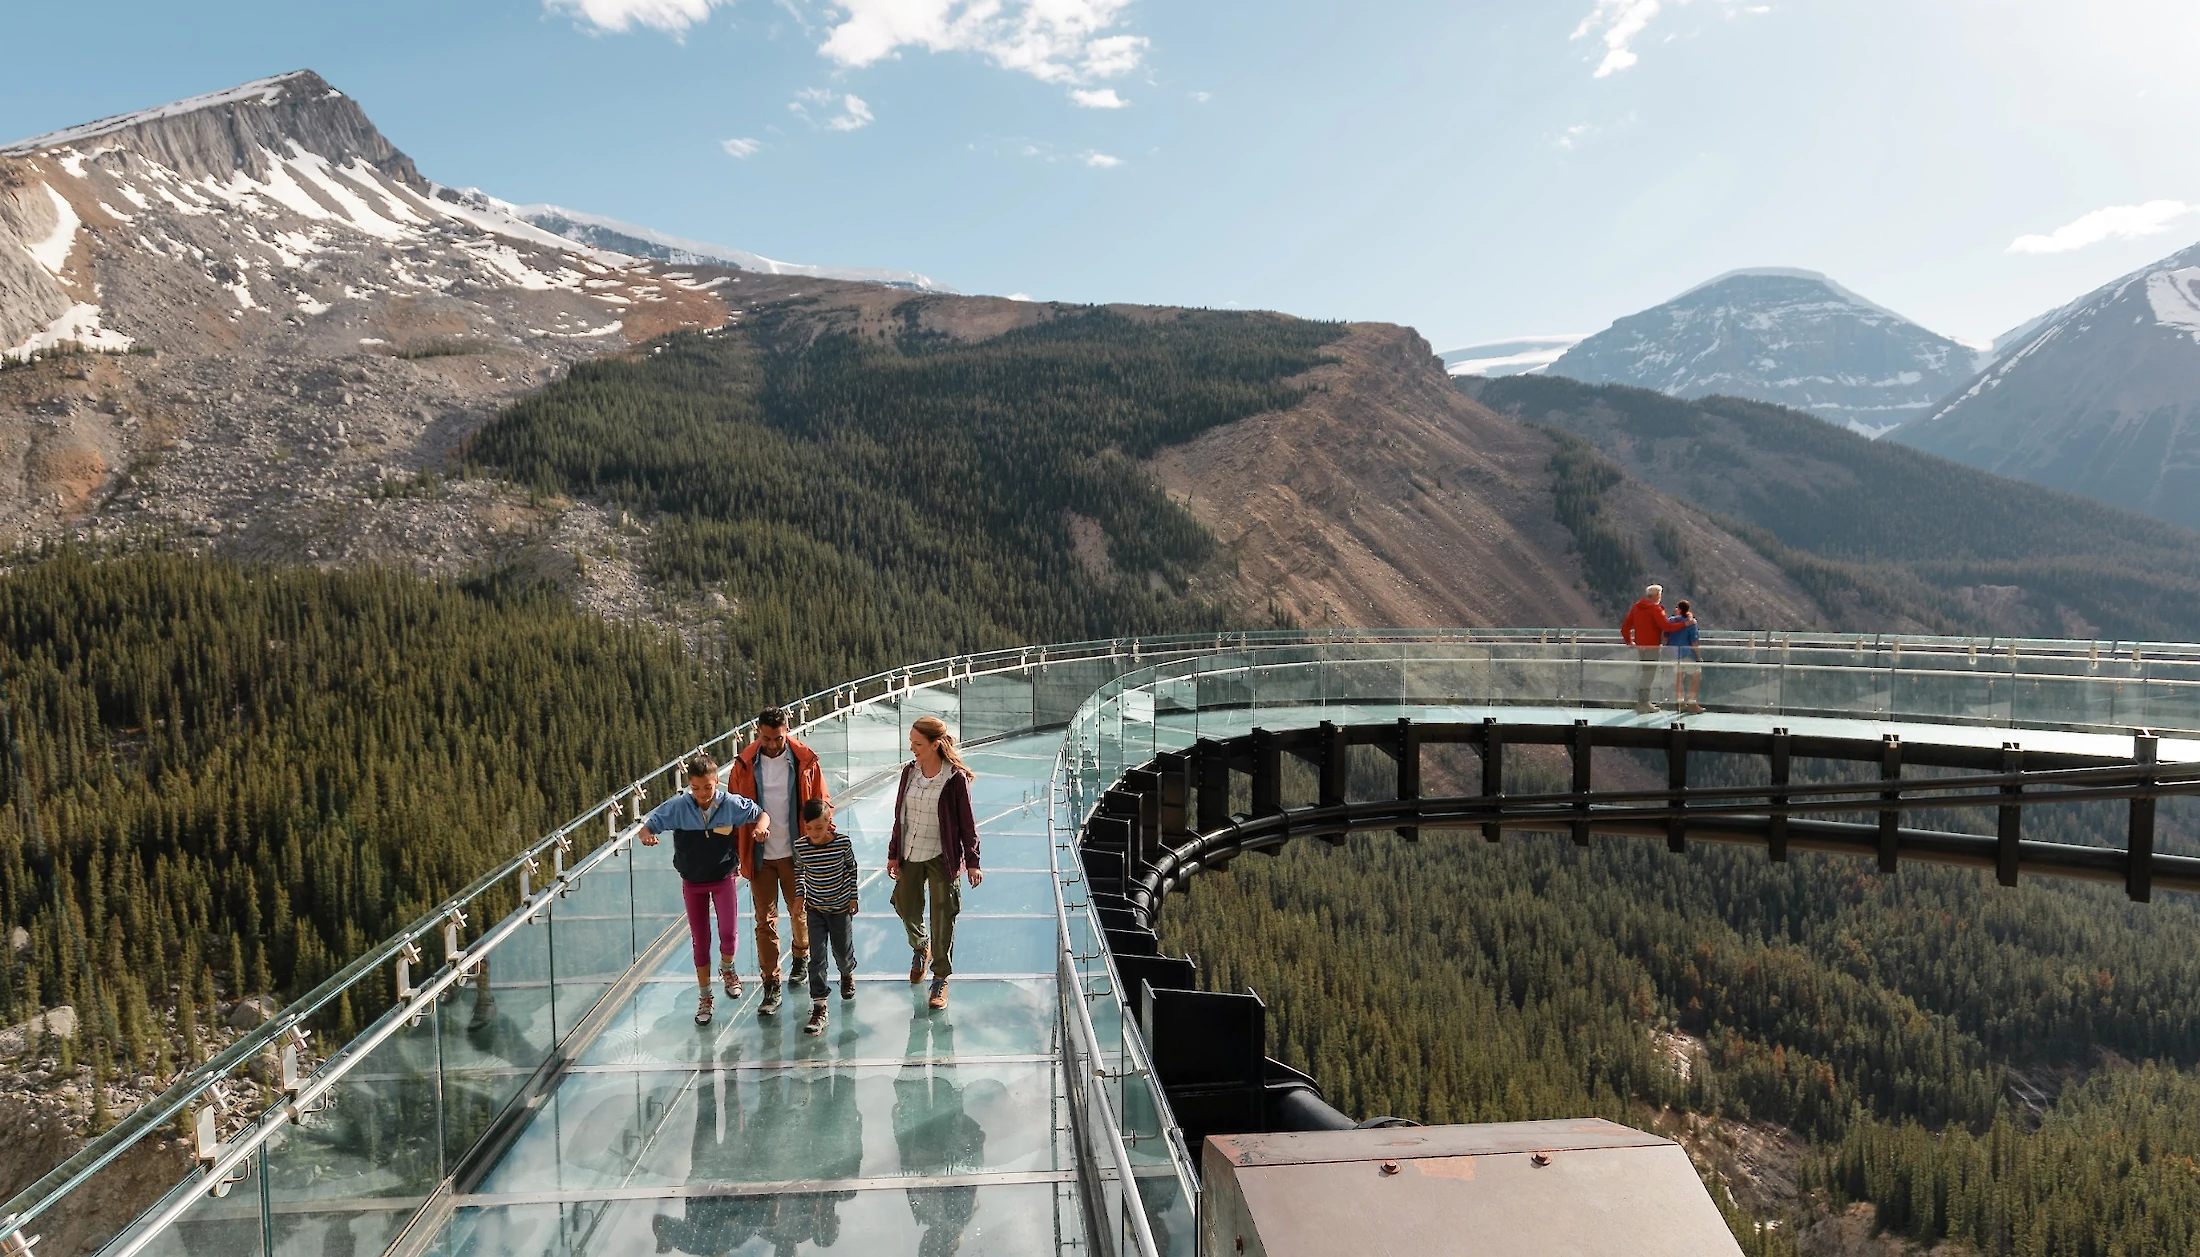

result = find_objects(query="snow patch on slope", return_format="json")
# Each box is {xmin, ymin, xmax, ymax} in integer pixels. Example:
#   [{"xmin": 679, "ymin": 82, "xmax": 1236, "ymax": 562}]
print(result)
[
  {"xmin": 2146, "ymin": 267, "xmax": 2200, "ymax": 342},
  {"xmin": 22, "ymin": 183, "xmax": 78, "ymax": 275},
  {"xmin": 4, "ymin": 303, "xmax": 133, "ymax": 363}
]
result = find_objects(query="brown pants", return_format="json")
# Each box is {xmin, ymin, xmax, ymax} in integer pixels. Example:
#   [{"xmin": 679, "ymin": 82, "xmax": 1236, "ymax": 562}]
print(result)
[{"xmin": 750, "ymin": 856, "xmax": 809, "ymax": 982}]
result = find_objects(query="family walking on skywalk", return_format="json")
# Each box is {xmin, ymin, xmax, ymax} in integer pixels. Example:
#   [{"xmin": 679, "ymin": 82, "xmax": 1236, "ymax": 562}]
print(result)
[
  {"xmin": 1621, "ymin": 583, "xmax": 1703, "ymax": 714},
  {"xmin": 638, "ymin": 708, "xmax": 983, "ymax": 1033}
]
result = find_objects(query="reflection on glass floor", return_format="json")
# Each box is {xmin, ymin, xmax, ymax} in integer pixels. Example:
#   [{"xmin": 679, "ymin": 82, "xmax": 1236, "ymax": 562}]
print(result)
[{"xmin": 427, "ymin": 731, "xmax": 1083, "ymax": 1257}]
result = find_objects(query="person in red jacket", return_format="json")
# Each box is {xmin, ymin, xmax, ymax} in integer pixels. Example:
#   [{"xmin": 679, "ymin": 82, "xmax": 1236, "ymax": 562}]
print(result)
[
  {"xmin": 725, "ymin": 707, "xmax": 831, "ymax": 1016},
  {"xmin": 887, "ymin": 715, "xmax": 983, "ymax": 1011},
  {"xmin": 1620, "ymin": 584, "xmax": 1670, "ymax": 713}
]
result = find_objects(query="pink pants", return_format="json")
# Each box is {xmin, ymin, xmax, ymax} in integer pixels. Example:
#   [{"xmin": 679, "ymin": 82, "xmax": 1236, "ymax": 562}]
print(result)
[{"xmin": 682, "ymin": 877, "xmax": 740, "ymax": 969}]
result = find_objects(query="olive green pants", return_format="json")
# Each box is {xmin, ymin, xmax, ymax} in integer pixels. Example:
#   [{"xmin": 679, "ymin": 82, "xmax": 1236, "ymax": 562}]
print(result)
[{"xmin": 892, "ymin": 857, "xmax": 961, "ymax": 979}]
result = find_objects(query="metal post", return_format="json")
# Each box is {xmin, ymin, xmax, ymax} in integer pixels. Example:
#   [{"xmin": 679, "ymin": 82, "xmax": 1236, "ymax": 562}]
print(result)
[
  {"xmin": 1195, "ymin": 739, "xmax": 1230, "ymax": 833},
  {"xmin": 1319, "ymin": 721, "xmax": 1348, "ymax": 808},
  {"xmin": 1768, "ymin": 728, "xmax": 1790, "ymax": 863},
  {"xmin": 1251, "ymin": 729, "xmax": 1281, "ymax": 818},
  {"xmin": 1396, "ymin": 718, "xmax": 1421, "ymax": 843},
  {"xmin": 1666, "ymin": 723, "xmax": 1688, "ymax": 853},
  {"xmin": 1570, "ymin": 719, "xmax": 1592, "ymax": 847},
  {"xmin": 1878, "ymin": 735, "xmax": 1902, "ymax": 873},
  {"xmin": 2129, "ymin": 731, "xmax": 2158, "ymax": 903},
  {"xmin": 1480, "ymin": 718, "xmax": 1503, "ymax": 843},
  {"xmin": 1997, "ymin": 742, "xmax": 2022, "ymax": 888}
]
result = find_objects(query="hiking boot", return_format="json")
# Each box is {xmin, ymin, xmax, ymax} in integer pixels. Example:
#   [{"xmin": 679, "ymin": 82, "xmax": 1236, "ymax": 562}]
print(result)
[
  {"xmin": 720, "ymin": 963, "xmax": 743, "ymax": 1000},
  {"xmin": 928, "ymin": 978, "xmax": 948, "ymax": 1011},
  {"xmin": 805, "ymin": 1000, "xmax": 829, "ymax": 1036},
  {"xmin": 910, "ymin": 948, "xmax": 929, "ymax": 984},
  {"xmin": 1635, "ymin": 701, "xmax": 1660, "ymax": 714},
  {"xmin": 760, "ymin": 980, "xmax": 783, "ymax": 1016},
  {"xmin": 841, "ymin": 972, "xmax": 856, "ymax": 1001},
  {"xmin": 789, "ymin": 955, "xmax": 810, "ymax": 984},
  {"xmin": 694, "ymin": 991, "xmax": 714, "ymax": 1027}
]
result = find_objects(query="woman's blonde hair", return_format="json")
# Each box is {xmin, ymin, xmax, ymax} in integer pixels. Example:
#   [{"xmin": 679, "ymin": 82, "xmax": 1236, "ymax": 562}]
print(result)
[{"xmin": 911, "ymin": 716, "xmax": 974, "ymax": 779}]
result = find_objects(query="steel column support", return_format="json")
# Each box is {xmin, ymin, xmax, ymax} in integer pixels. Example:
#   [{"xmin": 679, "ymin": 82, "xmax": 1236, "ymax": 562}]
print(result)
[
  {"xmin": 1480, "ymin": 718, "xmax": 1503, "ymax": 843},
  {"xmin": 1156, "ymin": 751, "xmax": 1191, "ymax": 848},
  {"xmin": 1768, "ymin": 727, "xmax": 1790, "ymax": 863},
  {"xmin": 1879, "ymin": 735, "xmax": 1902, "ymax": 873},
  {"xmin": 2130, "ymin": 731, "xmax": 2159, "ymax": 903},
  {"xmin": 1319, "ymin": 721, "xmax": 1348, "ymax": 809},
  {"xmin": 1998, "ymin": 743, "xmax": 2022, "ymax": 887},
  {"xmin": 1251, "ymin": 729, "xmax": 1282, "ymax": 818},
  {"xmin": 1396, "ymin": 718, "xmax": 1421, "ymax": 843},
  {"xmin": 1570, "ymin": 719, "xmax": 1592, "ymax": 847},
  {"xmin": 1666, "ymin": 723, "xmax": 1688, "ymax": 853},
  {"xmin": 1195, "ymin": 739, "xmax": 1231, "ymax": 833}
]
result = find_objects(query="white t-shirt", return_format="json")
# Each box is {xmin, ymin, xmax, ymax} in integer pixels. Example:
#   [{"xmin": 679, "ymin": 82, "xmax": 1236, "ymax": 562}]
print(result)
[
  {"xmin": 755, "ymin": 750, "xmax": 793, "ymax": 861},
  {"xmin": 901, "ymin": 762, "xmax": 950, "ymax": 863}
]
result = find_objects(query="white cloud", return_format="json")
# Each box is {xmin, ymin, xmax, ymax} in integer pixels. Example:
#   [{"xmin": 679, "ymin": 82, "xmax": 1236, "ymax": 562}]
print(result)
[
  {"xmin": 1084, "ymin": 151, "xmax": 1121, "ymax": 168},
  {"xmin": 817, "ymin": 0, "xmax": 1147, "ymax": 85},
  {"xmin": 1572, "ymin": 0, "xmax": 1662, "ymax": 76},
  {"xmin": 790, "ymin": 88, "xmax": 875, "ymax": 131},
  {"xmin": 1070, "ymin": 88, "xmax": 1128, "ymax": 109},
  {"xmin": 1191, "ymin": 91, "xmax": 1211, "ymax": 103},
  {"xmin": 2008, "ymin": 201, "xmax": 2196, "ymax": 254},
  {"xmin": 545, "ymin": 0, "xmax": 730, "ymax": 34},
  {"xmin": 1556, "ymin": 122, "xmax": 1596, "ymax": 150},
  {"xmin": 1570, "ymin": 0, "xmax": 1766, "ymax": 77},
  {"xmin": 721, "ymin": 137, "xmax": 763, "ymax": 158}
]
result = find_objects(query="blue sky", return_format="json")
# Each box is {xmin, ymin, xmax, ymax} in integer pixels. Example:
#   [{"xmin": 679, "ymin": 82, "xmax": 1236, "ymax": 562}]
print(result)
[{"xmin": 4, "ymin": 0, "xmax": 2198, "ymax": 350}]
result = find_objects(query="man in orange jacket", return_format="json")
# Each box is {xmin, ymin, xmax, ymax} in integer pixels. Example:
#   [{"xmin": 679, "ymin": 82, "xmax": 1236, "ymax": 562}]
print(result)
[
  {"xmin": 725, "ymin": 707, "xmax": 832, "ymax": 1015},
  {"xmin": 1620, "ymin": 584, "xmax": 1670, "ymax": 714}
]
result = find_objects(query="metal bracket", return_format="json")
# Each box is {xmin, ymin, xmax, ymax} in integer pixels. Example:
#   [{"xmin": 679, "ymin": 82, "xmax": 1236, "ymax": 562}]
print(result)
[
  {"xmin": 443, "ymin": 909, "xmax": 468, "ymax": 969},
  {"xmin": 1, "ymin": 1216, "xmax": 39, "ymax": 1257},
  {"xmin": 395, "ymin": 941, "xmax": 424, "ymax": 1001},
  {"xmin": 519, "ymin": 855, "xmax": 542, "ymax": 906}
]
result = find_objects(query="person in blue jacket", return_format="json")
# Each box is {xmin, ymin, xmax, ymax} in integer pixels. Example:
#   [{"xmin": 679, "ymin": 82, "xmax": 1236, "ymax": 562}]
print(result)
[
  {"xmin": 640, "ymin": 754, "xmax": 768, "ymax": 1026},
  {"xmin": 1665, "ymin": 599, "xmax": 1704, "ymax": 714}
]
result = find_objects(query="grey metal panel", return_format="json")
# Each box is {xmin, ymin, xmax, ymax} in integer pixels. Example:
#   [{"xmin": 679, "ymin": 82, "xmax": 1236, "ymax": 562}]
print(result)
[{"xmin": 1203, "ymin": 1121, "xmax": 1742, "ymax": 1257}]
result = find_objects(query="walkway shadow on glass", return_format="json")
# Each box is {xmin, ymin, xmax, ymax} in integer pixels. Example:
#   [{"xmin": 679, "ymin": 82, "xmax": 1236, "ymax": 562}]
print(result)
[{"xmin": 896, "ymin": 1016, "xmax": 1008, "ymax": 1257}]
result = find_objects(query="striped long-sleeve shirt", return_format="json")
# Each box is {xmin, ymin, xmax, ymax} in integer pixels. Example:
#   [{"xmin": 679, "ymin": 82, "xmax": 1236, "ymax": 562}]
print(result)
[{"xmin": 794, "ymin": 830, "xmax": 860, "ymax": 913}]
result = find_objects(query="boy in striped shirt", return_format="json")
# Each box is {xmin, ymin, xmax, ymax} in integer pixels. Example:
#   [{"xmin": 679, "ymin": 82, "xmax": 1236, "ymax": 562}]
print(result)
[{"xmin": 796, "ymin": 798, "xmax": 860, "ymax": 1034}]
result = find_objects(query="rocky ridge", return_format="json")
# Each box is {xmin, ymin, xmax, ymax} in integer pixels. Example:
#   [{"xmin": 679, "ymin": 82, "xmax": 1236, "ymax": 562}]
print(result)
[{"xmin": 1891, "ymin": 238, "xmax": 2200, "ymax": 530}]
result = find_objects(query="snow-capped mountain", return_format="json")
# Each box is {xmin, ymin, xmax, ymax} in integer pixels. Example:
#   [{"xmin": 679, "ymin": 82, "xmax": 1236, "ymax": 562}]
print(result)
[
  {"xmin": 518, "ymin": 205, "xmax": 950, "ymax": 293},
  {"xmin": 1890, "ymin": 239, "xmax": 2200, "ymax": 530},
  {"xmin": 0, "ymin": 70, "xmax": 925, "ymax": 562},
  {"xmin": 1440, "ymin": 335, "xmax": 1587, "ymax": 378},
  {"xmin": 1545, "ymin": 269, "xmax": 1983, "ymax": 437}
]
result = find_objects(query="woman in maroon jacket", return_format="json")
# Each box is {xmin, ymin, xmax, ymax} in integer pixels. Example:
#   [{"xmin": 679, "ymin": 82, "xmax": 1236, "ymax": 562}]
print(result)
[{"xmin": 887, "ymin": 716, "xmax": 983, "ymax": 1010}]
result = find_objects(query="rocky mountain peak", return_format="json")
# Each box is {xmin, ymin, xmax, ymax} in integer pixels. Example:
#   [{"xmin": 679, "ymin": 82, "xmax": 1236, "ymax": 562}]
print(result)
[
  {"xmin": 1546, "ymin": 269, "xmax": 1982, "ymax": 437},
  {"xmin": 2, "ymin": 70, "xmax": 423, "ymax": 191}
]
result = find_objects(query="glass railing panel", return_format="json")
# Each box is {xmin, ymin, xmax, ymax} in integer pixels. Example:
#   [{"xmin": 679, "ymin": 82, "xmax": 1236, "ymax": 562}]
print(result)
[
  {"xmin": 906, "ymin": 679, "xmax": 963, "ymax": 743},
  {"xmin": 629, "ymin": 828, "xmax": 683, "ymax": 947},
  {"xmin": 964, "ymin": 672, "xmax": 1037, "ymax": 744},
  {"xmin": 1402, "ymin": 648, "xmax": 1493, "ymax": 707},
  {"xmin": 1778, "ymin": 661, "xmax": 1891, "ymax": 720},
  {"xmin": 262, "ymin": 1004, "xmax": 443, "ymax": 1257},
  {"xmin": 547, "ymin": 848, "xmax": 637, "ymax": 1043},
  {"xmin": 1037, "ymin": 657, "xmax": 1127, "ymax": 727},
  {"xmin": 1888, "ymin": 667, "xmax": 2010, "ymax": 728},
  {"xmin": 2011, "ymin": 671, "xmax": 2132, "ymax": 732},
  {"xmin": 1697, "ymin": 658, "xmax": 1778, "ymax": 715},
  {"xmin": 1319, "ymin": 646, "xmax": 1406, "ymax": 715},
  {"xmin": 1119, "ymin": 687, "xmax": 1159, "ymax": 767},
  {"xmin": 1488, "ymin": 651, "xmax": 1576, "ymax": 708},
  {"xmin": 847, "ymin": 694, "xmax": 904, "ymax": 786},
  {"xmin": 1193, "ymin": 659, "xmax": 1255, "ymax": 735},
  {"xmin": 125, "ymin": 1145, "xmax": 267, "ymax": 1257},
  {"xmin": 1134, "ymin": 1162, "xmax": 1200, "ymax": 1257},
  {"xmin": 438, "ymin": 903, "xmax": 556, "ymax": 1173},
  {"xmin": 1250, "ymin": 658, "xmax": 1324, "ymax": 715},
  {"xmin": 805, "ymin": 710, "xmax": 851, "ymax": 794},
  {"xmin": 2138, "ymin": 676, "xmax": 2200, "ymax": 736}
]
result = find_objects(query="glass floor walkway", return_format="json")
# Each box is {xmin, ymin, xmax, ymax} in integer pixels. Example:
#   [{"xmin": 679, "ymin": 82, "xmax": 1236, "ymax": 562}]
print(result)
[{"xmin": 426, "ymin": 732, "xmax": 1086, "ymax": 1257}]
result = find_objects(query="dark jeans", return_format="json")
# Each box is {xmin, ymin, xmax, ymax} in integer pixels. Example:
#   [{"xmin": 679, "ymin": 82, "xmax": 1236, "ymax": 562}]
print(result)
[{"xmin": 806, "ymin": 907, "xmax": 856, "ymax": 1000}]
